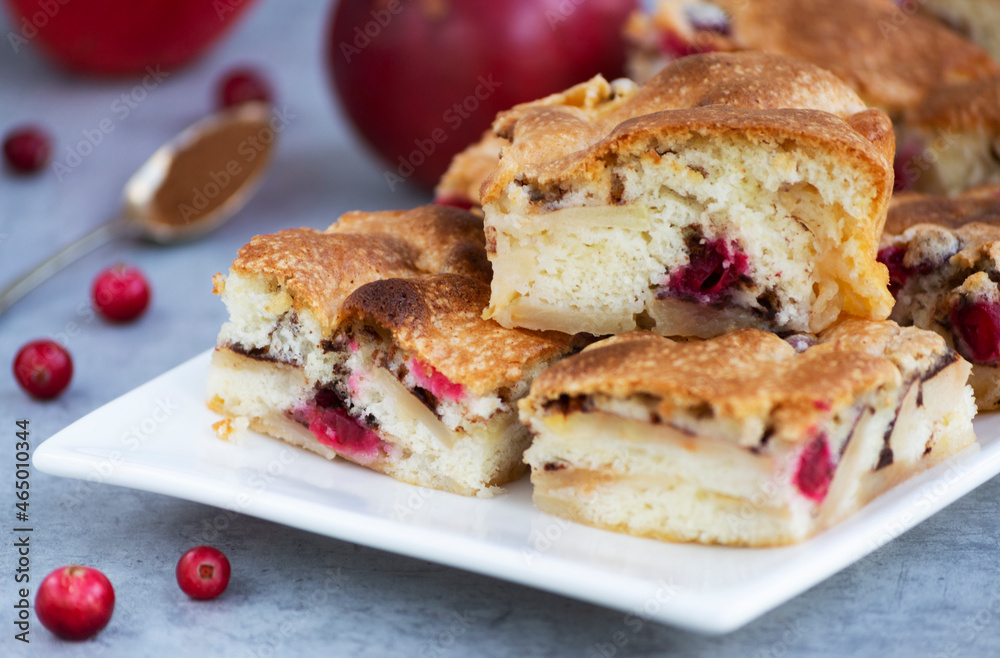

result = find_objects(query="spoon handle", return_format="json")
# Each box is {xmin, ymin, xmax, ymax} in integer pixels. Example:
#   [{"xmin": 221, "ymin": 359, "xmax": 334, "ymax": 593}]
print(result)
[{"xmin": 0, "ymin": 216, "xmax": 133, "ymax": 316}]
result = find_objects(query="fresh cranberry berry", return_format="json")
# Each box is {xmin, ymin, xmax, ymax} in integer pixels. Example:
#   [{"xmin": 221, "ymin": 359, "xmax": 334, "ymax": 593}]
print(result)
[
  {"xmin": 13, "ymin": 340, "xmax": 73, "ymax": 399},
  {"xmin": 218, "ymin": 68, "xmax": 273, "ymax": 108},
  {"xmin": 91, "ymin": 264, "xmax": 151, "ymax": 322},
  {"xmin": 794, "ymin": 435, "xmax": 834, "ymax": 503},
  {"xmin": 177, "ymin": 546, "xmax": 231, "ymax": 600},
  {"xmin": 662, "ymin": 238, "xmax": 748, "ymax": 303},
  {"xmin": 3, "ymin": 125, "xmax": 51, "ymax": 174},
  {"xmin": 951, "ymin": 301, "xmax": 1000, "ymax": 364},
  {"xmin": 35, "ymin": 566, "xmax": 115, "ymax": 641}
]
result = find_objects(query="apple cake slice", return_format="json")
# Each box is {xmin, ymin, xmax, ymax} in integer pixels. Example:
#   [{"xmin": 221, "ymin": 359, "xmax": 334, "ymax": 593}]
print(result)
[
  {"xmin": 622, "ymin": 0, "xmax": 999, "ymax": 118},
  {"xmin": 895, "ymin": 78, "xmax": 1000, "ymax": 195},
  {"xmin": 207, "ymin": 205, "xmax": 575, "ymax": 496},
  {"xmin": 520, "ymin": 320, "xmax": 977, "ymax": 546},
  {"xmin": 918, "ymin": 0, "xmax": 1000, "ymax": 63},
  {"xmin": 879, "ymin": 186, "xmax": 1000, "ymax": 409},
  {"xmin": 481, "ymin": 52, "xmax": 896, "ymax": 338}
]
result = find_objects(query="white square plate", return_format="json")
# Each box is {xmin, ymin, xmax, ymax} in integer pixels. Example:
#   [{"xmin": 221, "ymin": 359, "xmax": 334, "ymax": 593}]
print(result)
[{"xmin": 33, "ymin": 350, "xmax": 1000, "ymax": 634}]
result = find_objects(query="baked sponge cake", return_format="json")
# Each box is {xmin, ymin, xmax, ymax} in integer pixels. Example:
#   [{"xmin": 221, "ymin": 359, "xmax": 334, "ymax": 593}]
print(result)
[
  {"xmin": 481, "ymin": 52, "xmax": 896, "ymax": 338},
  {"xmin": 623, "ymin": 0, "xmax": 999, "ymax": 118},
  {"xmin": 520, "ymin": 321, "xmax": 977, "ymax": 546},
  {"xmin": 896, "ymin": 78, "xmax": 1000, "ymax": 195},
  {"xmin": 918, "ymin": 0, "xmax": 1000, "ymax": 64},
  {"xmin": 880, "ymin": 186, "xmax": 1000, "ymax": 409},
  {"xmin": 435, "ymin": 79, "xmax": 642, "ymax": 212},
  {"xmin": 207, "ymin": 205, "xmax": 576, "ymax": 496}
]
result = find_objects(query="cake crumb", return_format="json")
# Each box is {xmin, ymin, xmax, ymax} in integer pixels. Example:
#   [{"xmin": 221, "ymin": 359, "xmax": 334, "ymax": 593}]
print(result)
[{"xmin": 213, "ymin": 416, "xmax": 249, "ymax": 443}]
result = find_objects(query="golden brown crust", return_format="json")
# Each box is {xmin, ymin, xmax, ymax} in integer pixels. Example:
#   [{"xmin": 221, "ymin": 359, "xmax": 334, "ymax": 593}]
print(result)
[
  {"xmin": 709, "ymin": 0, "xmax": 1000, "ymax": 117},
  {"xmin": 906, "ymin": 77, "xmax": 1000, "ymax": 132},
  {"xmin": 523, "ymin": 323, "xmax": 955, "ymax": 442},
  {"xmin": 886, "ymin": 186, "xmax": 1000, "ymax": 234},
  {"xmin": 884, "ymin": 186, "xmax": 1000, "ymax": 271},
  {"xmin": 480, "ymin": 52, "xmax": 895, "ymax": 208},
  {"xmin": 228, "ymin": 205, "xmax": 491, "ymax": 333},
  {"xmin": 328, "ymin": 205, "xmax": 491, "ymax": 282},
  {"xmin": 230, "ymin": 228, "xmax": 418, "ymax": 333},
  {"xmin": 341, "ymin": 275, "xmax": 577, "ymax": 396}
]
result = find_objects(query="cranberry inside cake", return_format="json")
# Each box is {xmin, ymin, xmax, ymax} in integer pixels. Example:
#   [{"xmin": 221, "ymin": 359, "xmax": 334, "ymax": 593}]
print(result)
[
  {"xmin": 481, "ymin": 54, "xmax": 895, "ymax": 338},
  {"xmin": 519, "ymin": 322, "xmax": 976, "ymax": 546}
]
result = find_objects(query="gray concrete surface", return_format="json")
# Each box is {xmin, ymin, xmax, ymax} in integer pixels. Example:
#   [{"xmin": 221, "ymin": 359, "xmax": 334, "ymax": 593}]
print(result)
[{"xmin": 1, "ymin": 1, "xmax": 998, "ymax": 656}]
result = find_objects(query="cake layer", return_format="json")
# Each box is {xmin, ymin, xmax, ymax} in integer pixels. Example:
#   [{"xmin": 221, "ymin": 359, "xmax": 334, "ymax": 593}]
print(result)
[
  {"xmin": 897, "ymin": 78, "xmax": 1000, "ymax": 195},
  {"xmin": 208, "ymin": 205, "xmax": 575, "ymax": 496},
  {"xmin": 208, "ymin": 349, "xmax": 529, "ymax": 496},
  {"xmin": 481, "ymin": 52, "xmax": 895, "ymax": 338},
  {"xmin": 622, "ymin": 0, "xmax": 999, "ymax": 117},
  {"xmin": 919, "ymin": 0, "xmax": 1000, "ymax": 63},
  {"xmin": 520, "ymin": 321, "xmax": 977, "ymax": 546},
  {"xmin": 880, "ymin": 186, "xmax": 1000, "ymax": 409}
]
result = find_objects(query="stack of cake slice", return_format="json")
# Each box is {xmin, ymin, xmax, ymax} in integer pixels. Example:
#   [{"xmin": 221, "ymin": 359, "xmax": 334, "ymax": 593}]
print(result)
[
  {"xmin": 207, "ymin": 50, "xmax": 980, "ymax": 546},
  {"xmin": 465, "ymin": 51, "xmax": 977, "ymax": 544}
]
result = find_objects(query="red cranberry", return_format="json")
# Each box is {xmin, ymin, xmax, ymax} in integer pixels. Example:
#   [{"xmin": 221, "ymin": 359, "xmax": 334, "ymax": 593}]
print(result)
[
  {"xmin": 662, "ymin": 238, "xmax": 748, "ymax": 303},
  {"xmin": 877, "ymin": 245, "xmax": 911, "ymax": 297},
  {"xmin": 794, "ymin": 435, "xmax": 834, "ymax": 503},
  {"xmin": 308, "ymin": 406, "xmax": 384, "ymax": 463},
  {"xmin": 92, "ymin": 264, "xmax": 151, "ymax": 322},
  {"xmin": 12, "ymin": 340, "xmax": 73, "ymax": 399},
  {"xmin": 177, "ymin": 546, "xmax": 231, "ymax": 600},
  {"xmin": 35, "ymin": 566, "xmax": 115, "ymax": 641},
  {"xmin": 433, "ymin": 195, "xmax": 475, "ymax": 211},
  {"xmin": 951, "ymin": 301, "xmax": 1000, "ymax": 364},
  {"xmin": 660, "ymin": 30, "xmax": 707, "ymax": 59},
  {"xmin": 218, "ymin": 68, "xmax": 273, "ymax": 108},
  {"xmin": 3, "ymin": 125, "xmax": 51, "ymax": 174}
]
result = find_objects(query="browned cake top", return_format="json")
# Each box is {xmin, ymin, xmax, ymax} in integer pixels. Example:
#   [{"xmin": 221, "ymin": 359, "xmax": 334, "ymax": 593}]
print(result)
[
  {"xmin": 525, "ymin": 320, "xmax": 951, "ymax": 441},
  {"xmin": 227, "ymin": 205, "xmax": 489, "ymax": 333},
  {"xmin": 342, "ymin": 275, "xmax": 577, "ymax": 396},
  {"xmin": 887, "ymin": 187, "xmax": 1000, "ymax": 234},
  {"xmin": 884, "ymin": 187, "xmax": 1000, "ymax": 263},
  {"xmin": 712, "ymin": 0, "xmax": 999, "ymax": 117},
  {"xmin": 480, "ymin": 52, "xmax": 895, "ymax": 206},
  {"xmin": 906, "ymin": 77, "xmax": 1000, "ymax": 131},
  {"xmin": 329, "ymin": 205, "xmax": 491, "ymax": 281}
]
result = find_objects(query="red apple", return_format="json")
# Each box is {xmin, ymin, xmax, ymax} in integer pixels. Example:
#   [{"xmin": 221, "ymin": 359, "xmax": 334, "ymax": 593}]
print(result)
[
  {"xmin": 2, "ymin": 0, "xmax": 259, "ymax": 75},
  {"xmin": 327, "ymin": 0, "xmax": 637, "ymax": 189}
]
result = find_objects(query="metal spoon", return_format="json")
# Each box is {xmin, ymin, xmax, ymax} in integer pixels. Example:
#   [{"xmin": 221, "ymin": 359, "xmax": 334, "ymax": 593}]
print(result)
[{"xmin": 0, "ymin": 101, "xmax": 276, "ymax": 315}]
